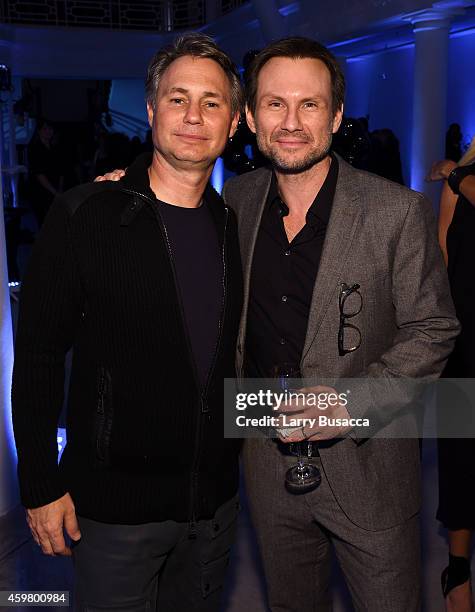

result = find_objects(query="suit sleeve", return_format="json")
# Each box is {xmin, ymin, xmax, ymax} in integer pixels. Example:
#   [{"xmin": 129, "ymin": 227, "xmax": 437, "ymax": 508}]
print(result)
[
  {"xmin": 346, "ymin": 193, "xmax": 460, "ymax": 437},
  {"xmin": 12, "ymin": 196, "xmax": 84, "ymax": 508}
]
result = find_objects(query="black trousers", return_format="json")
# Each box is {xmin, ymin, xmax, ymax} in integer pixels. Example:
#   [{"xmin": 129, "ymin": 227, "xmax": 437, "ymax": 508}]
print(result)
[
  {"xmin": 72, "ymin": 495, "xmax": 239, "ymax": 611},
  {"xmin": 243, "ymin": 439, "xmax": 421, "ymax": 612}
]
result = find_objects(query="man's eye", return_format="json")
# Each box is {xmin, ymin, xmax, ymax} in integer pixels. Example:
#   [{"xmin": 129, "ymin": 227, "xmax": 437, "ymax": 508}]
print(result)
[
  {"xmin": 269, "ymin": 102, "xmax": 282, "ymax": 108},
  {"xmin": 303, "ymin": 102, "xmax": 317, "ymax": 108},
  {"xmin": 171, "ymin": 98, "xmax": 185, "ymax": 104},
  {"xmin": 205, "ymin": 102, "xmax": 219, "ymax": 108}
]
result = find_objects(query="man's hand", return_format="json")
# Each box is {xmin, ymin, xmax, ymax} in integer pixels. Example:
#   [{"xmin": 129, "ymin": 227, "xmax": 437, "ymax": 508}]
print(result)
[
  {"xmin": 426, "ymin": 159, "xmax": 457, "ymax": 182},
  {"xmin": 26, "ymin": 493, "xmax": 81, "ymax": 556},
  {"xmin": 94, "ymin": 169, "xmax": 126, "ymax": 182},
  {"xmin": 277, "ymin": 385, "xmax": 353, "ymax": 442}
]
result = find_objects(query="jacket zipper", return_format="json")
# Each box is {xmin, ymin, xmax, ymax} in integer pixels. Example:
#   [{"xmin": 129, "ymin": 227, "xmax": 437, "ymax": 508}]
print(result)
[
  {"xmin": 189, "ymin": 207, "xmax": 228, "ymax": 537},
  {"xmin": 122, "ymin": 188, "xmax": 228, "ymax": 535}
]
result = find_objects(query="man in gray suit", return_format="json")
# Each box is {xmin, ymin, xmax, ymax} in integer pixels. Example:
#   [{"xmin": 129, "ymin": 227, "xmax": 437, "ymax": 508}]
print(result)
[
  {"xmin": 222, "ymin": 37, "xmax": 458, "ymax": 611},
  {"xmin": 97, "ymin": 36, "xmax": 458, "ymax": 611}
]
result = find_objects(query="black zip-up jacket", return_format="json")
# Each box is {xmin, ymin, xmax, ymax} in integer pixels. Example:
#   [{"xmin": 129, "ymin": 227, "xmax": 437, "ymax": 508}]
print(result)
[{"xmin": 12, "ymin": 154, "xmax": 243, "ymax": 524}]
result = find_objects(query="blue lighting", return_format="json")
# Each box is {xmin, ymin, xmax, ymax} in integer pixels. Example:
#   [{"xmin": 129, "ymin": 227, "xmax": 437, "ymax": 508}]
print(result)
[
  {"xmin": 413, "ymin": 25, "xmax": 443, "ymax": 33},
  {"xmin": 327, "ymin": 34, "xmax": 375, "ymax": 50},
  {"xmin": 448, "ymin": 25, "xmax": 475, "ymax": 155},
  {"xmin": 57, "ymin": 427, "xmax": 67, "ymax": 462},
  {"xmin": 278, "ymin": 2, "xmax": 299, "ymax": 17},
  {"xmin": 0, "ymin": 229, "xmax": 15, "ymax": 463},
  {"xmin": 0, "ymin": 354, "xmax": 16, "ymax": 460},
  {"xmin": 450, "ymin": 26, "xmax": 475, "ymax": 39},
  {"xmin": 346, "ymin": 41, "xmax": 415, "ymax": 63},
  {"xmin": 211, "ymin": 157, "xmax": 224, "ymax": 194}
]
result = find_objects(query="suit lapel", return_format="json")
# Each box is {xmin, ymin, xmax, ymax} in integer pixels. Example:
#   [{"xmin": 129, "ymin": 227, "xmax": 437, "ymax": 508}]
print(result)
[{"xmin": 301, "ymin": 159, "xmax": 362, "ymax": 362}]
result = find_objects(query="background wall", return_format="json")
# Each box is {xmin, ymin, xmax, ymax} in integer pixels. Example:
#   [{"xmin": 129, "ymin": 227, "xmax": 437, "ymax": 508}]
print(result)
[
  {"xmin": 345, "ymin": 45, "xmax": 414, "ymax": 185},
  {"xmin": 108, "ymin": 79, "xmax": 149, "ymax": 140},
  {"xmin": 447, "ymin": 28, "xmax": 475, "ymax": 147},
  {"xmin": 344, "ymin": 26, "xmax": 475, "ymax": 188}
]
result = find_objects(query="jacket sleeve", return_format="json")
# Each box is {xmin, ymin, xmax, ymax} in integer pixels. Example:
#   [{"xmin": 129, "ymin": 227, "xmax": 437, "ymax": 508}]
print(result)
[
  {"xmin": 12, "ymin": 196, "xmax": 84, "ymax": 508},
  {"xmin": 346, "ymin": 193, "xmax": 460, "ymax": 437}
]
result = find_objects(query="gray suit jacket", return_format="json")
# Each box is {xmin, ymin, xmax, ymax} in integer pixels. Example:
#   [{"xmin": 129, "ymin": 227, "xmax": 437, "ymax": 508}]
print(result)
[{"xmin": 222, "ymin": 156, "xmax": 459, "ymax": 531}]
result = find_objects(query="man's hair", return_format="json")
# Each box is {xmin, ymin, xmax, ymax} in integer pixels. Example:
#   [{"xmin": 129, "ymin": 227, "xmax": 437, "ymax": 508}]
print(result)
[
  {"xmin": 245, "ymin": 37, "xmax": 345, "ymax": 117},
  {"xmin": 145, "ymin": 32, "xmax": 243, "ymax": 116}
]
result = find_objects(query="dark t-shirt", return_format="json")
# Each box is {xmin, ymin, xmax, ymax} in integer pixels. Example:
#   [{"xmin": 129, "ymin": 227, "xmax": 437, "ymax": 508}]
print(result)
[{"xmin": 159, "ymin": 198, "xmax": 223, "ymax": 388}]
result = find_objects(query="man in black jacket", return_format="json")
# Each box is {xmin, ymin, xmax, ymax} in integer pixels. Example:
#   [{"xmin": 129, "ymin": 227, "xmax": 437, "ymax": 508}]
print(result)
[{"xmin": 12, "ymin": 33, "xmax": 243, "ymax": 611}]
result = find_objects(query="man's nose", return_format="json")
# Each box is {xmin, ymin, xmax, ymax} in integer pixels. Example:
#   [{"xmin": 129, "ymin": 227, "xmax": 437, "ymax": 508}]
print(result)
[
  {"xmin": 280, "ymin": 107, "xmax": 303, "ymax": 132},
  {"xmin": 183, "ymin": 101, "xmax": 203, "ymax": 125}
]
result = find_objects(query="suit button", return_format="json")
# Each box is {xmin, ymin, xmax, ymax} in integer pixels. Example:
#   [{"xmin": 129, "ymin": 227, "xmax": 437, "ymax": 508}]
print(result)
[{"xmin": 281, "ymin": 295, "xmax": 288, "ymax": 302}]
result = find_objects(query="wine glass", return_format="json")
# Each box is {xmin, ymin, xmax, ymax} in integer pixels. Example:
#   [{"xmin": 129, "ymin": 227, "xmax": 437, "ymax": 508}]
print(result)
[{"xmin": 272, "ymin": 364, "xmax": 322, "ymax": 494}]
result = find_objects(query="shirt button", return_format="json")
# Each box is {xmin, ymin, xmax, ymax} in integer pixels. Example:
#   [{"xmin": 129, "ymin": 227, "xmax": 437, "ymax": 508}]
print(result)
[
  {"xmin": 280, "ymin": 338, "xmax": 286, "ymax": 345},
  {"xmin": 281, "ymin": 295, "xmax": 288, "ymax": 302}
]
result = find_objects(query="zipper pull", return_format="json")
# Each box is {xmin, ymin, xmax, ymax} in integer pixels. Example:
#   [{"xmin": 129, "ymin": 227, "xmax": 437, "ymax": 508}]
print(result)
[{"xmin": 201, "ymin": 397, "xmax": 209, "ymax": 413}]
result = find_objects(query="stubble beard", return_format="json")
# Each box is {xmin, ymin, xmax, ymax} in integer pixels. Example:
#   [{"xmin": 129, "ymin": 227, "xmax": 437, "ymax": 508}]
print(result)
[{"xmin": 255, "ymin": 125, "xmax": 334, "ymax": 175}]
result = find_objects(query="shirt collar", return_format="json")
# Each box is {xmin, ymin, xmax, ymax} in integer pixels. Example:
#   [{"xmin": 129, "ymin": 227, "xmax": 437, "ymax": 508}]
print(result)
[
  {"xmin": 119, "ymin": 152, "xmax": 225, "ymax": 231},
  {"xmin": 267, "ymin": 153, "xmax": 339, "ymax": 226}
]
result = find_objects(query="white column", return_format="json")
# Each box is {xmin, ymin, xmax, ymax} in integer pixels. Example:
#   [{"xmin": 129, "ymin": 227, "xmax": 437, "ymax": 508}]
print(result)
[
  {"xmin": 0, "ymin": 137, "xmax": 19, "ymax": 517},
  {"xmin": 0, "ymin": 30, "xmax": 19, "ymax": 515},
  {"xmin": 405, "ymin": 6, "xmax": 462, "ymax": 206},
  {"xmin": 251, "ymin": 0, "xmax": 286, "ymax": 42}
]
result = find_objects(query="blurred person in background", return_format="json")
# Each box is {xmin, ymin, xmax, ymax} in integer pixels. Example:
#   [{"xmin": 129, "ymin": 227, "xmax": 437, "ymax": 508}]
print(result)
[
  {"xmin": 369, "ymin": 128, "xmax": 404, "ymax": 185},
  {"xmin": 27, "ymin": 119, "xmax": 64, "ymax": 228},
  {"xmin": 428, "ymin": 136, "xmax": 475, "ymax": 612},
  {"xmin": 445, "ymin": 123, "xmax": 463, "ymax": 163}
]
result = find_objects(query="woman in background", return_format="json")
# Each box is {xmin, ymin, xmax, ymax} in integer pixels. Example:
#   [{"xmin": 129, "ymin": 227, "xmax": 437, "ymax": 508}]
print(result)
[{"xmin": 428, "ymin": 137, "xmax": 475, "ymax": 612}]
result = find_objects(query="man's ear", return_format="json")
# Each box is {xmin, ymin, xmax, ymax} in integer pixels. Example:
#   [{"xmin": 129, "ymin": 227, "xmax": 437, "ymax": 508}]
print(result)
[
  {"xmin": 245, "ymin": 104, "xmax": 257, "ymax": 134},
  {"xmin": 332, "ymin": 105, "xmax": 344, "ymax": 134},
  {"xmin": 228, "ymin": 111, "xmax": 240, "ymax": 139},
  {"xmin": 146, "ymin": 102, "xmax": 154, "ymax": 128}
]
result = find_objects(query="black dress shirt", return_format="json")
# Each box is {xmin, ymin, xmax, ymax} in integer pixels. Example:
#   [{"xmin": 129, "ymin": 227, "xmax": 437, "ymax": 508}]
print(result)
[{"xmin": 245, "ymin": 155, "xmax": 339, "ymax": 377}]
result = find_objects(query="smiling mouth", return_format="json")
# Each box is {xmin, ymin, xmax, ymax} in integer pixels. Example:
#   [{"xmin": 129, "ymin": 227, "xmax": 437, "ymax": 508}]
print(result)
[
  {"xmin": 275, "ymin": 140, "xmax": 309, "ymax": 147},
  {"xmin": 175, "ymin": 133, "xmax": 209, "ymax": 141},
  {"xmin": 275, "ymin": 136, "xmax": 310, "ymax": 142}
]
